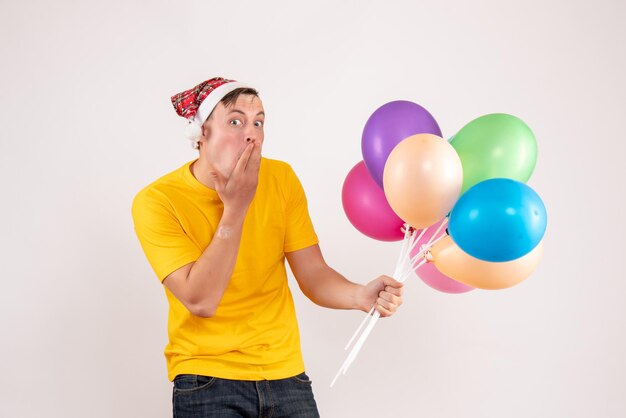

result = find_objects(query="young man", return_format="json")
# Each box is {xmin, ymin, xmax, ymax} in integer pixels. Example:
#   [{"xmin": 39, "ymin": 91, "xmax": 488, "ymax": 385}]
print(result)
[{"xmin": 132, "ymin": 77, "xmax": 404, "ymax": 417}]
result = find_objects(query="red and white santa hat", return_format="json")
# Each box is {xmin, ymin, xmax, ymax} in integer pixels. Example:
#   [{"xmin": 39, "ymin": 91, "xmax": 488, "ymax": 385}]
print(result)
[{"xmin": 171, "ymin": 77, "xmax": 253, "ymax": 148}]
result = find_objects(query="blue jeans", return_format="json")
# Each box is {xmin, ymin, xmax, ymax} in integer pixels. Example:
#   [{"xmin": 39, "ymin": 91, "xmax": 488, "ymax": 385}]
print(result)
[{"xmin": 172, "ymin": 372, "xmax": 320, "ymax": 418}]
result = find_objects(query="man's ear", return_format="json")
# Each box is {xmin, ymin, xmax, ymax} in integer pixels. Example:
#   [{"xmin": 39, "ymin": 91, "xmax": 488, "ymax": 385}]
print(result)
[{"xmin": 200, "ymin": 120, "xmax": 211, "ymax": 140}]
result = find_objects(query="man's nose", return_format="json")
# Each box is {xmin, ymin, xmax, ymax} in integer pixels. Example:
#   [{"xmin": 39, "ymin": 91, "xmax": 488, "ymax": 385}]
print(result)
[
  {"xmin": 244, "ymin": 124, "xmax": 262, "ymax": 144},
  {"xmin": 245, "ymin": 135, "xmax": 262, "ymax": 146},
  {"xmin": 244, "ymin": 129, "xmax": 255, "ymax": 143}
]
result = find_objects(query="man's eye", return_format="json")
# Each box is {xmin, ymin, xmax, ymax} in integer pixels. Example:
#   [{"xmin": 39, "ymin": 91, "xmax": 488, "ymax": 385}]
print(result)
[
  {"xmin": 230, "ymin": 119, "xmax": 242, "ymax": 126},
  {"xmin": 254, "ymin": 121, "xmax": 264, "ymax": 127}
]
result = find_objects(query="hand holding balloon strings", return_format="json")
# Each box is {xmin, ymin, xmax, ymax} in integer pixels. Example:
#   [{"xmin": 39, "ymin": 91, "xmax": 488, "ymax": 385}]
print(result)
[{"xmin": 331, "ymin": 218, "xmax": 450, "ymax": 387}]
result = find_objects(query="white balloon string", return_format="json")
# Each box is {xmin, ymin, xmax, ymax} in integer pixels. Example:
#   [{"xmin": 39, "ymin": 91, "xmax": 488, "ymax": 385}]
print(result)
[
  {"xmin": 400, "ymin": 219, "xmax": 448, "ymax": 279},
  {"xmin": 399, "ymin": 232, "xmax": 447, "ymax": 283},
  {"xmin": 393, "ymin": 224, "xmax": 413, "ymax": 278},
  {"xmin": 428, "ymin": 218, "xmax": 448, "ymax": 246},
  {"xmin": 341, "ymin": 310, "xmax": 381, "ymax": 375},
  {"xmin": 344, "ymin": 306, "xmax": 375, "ymax": 350},
  {"xmin": 401, "ymin": 226, "xmax": 427, "ymax": 272},
  {"xmin": 398, "ymin": 258, "xmax": 428, "ymax": 283}
]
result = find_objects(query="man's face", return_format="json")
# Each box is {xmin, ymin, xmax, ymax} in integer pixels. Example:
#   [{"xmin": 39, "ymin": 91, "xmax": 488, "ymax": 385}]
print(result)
[{"xmin": 198, "ymin": 94, "xmax": 265, "ymax": 178}]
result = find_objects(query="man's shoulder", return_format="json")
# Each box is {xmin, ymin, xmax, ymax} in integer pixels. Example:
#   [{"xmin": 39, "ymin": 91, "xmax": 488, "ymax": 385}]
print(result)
[
  {"xmin": 262, "ymin": 157, "xmax": 291, "ymax": 171},
  {"xmin": 132, "ymin": 161, "xmax": 192, "ymax": 209},
  {"xmin": 261, "ymin": 157, "xmax": 298, "ymax": 181},
  {"xmin": 261, "ymin": 158, "xmax": 303, "ymax": 191}
]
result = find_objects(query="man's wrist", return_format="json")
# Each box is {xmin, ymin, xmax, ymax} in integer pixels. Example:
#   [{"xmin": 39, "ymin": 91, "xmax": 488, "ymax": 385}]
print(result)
[
  {"xmin": 222, "ymin": 205, "xmax": 248, "ymax": 224},
  {"xmin": 353, "ymin": 284, "xmax": 369, "ymax": 312}
]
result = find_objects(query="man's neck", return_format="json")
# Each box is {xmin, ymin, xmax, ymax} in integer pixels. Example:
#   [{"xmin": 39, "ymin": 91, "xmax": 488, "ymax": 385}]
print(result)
[{"xmin": 190, "ymin": 157, "xmax": 217, "ymax": 190}]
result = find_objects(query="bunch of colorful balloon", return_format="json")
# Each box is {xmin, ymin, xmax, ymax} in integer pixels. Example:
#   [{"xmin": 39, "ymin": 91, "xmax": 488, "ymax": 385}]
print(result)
[{"xmin": 332, "ymin": 101, "xmax": 547, "ymax": 387}]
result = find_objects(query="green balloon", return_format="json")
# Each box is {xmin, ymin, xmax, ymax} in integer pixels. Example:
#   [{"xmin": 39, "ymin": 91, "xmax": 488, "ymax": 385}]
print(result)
[{"xmin": 450, "ymin": 114, "xmax": 537, "ymax": 194}]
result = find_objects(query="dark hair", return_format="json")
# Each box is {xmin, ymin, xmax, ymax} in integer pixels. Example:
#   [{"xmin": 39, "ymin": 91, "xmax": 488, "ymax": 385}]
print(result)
[
  {"xmin": 205, "ymin": 87, "xmax": 260, "ymax": 121},
  {"xmin": 221, "ymin": 87, "xmax": 259, "ymax": 107}
]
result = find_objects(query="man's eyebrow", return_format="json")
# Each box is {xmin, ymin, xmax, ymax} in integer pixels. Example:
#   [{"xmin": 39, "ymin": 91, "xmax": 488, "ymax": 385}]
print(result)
[{"xmin": 228, "ymin": 109, "xmax": 265, "ymax": 116}]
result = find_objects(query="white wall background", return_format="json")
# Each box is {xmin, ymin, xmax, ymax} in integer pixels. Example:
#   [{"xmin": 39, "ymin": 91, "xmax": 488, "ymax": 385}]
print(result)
[{"xmin": 1, "ymin": 0, "xmax": 625, "ymax": 417}]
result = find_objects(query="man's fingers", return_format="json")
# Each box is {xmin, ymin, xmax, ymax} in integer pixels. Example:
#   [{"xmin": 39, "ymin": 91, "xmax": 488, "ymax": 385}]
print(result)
[
  {"xmin": 381, "ymin": 275, "xmax": 403, "ymax": 290},
  {"xmin": 375, "ymin": 302, "xmax": 393, "ymax": 318},
  {"xmin": 233, "ymin": 142, "xmax": 255, "ymax": 175},
  {"xmin": 384, "ymin": 285, "xmax": 403, "ymax": 297},
  {"xmin": 246, "ymin": 142, "xmax": 262, "ymax": 172},
  {"xmin": 379, "ymin": 291, "xmax": 402, "ymax": 307}
]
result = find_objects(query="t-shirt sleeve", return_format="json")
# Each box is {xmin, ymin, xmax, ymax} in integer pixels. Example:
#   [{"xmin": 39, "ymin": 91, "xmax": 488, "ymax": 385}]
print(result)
[
  {"xmin": 283, "ymin": 165, "xmax": 319, "ymax": 253},
  {"xmin": 132, "ymin": 191, "xmax": 202, "ymax": 282}
]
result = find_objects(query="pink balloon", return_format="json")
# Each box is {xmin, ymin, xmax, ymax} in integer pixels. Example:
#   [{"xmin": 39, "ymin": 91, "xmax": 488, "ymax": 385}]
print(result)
[
  {"xmin": 342, "ymin": 161, "xmax": 405, "ymax": 241},
  {"xmin": 409, "ymin": 218, "xmax": 474, "ymax": 294},
  {"xmin": 416, "ymin": 263, "xmax": 474, "ymax": 294}
]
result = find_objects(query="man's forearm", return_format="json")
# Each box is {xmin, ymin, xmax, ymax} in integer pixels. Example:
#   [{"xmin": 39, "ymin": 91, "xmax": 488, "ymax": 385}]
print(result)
[
  {"xmin": 184, "ymin": 207, "xmax": 247, "ymax": 315},
  {"xmin": 299, "ymin": 265, "xmax": 367, "ymax": 311}
]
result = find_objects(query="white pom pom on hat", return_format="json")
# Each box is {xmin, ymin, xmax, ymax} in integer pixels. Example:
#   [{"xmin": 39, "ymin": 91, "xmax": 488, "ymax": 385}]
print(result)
[
  {"xmin": 171, "ymin": 77, "xmax": 253, "ymax": 149},
  {"xmin": 183, "ymin": 121, "xmax": 203, "ymax": 148}
]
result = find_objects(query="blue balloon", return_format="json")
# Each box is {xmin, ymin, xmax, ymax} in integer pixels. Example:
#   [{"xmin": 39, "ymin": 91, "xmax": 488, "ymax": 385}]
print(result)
[{"xmin": 448, "ymin": 178, "xmax": 547, "ymax": 262}]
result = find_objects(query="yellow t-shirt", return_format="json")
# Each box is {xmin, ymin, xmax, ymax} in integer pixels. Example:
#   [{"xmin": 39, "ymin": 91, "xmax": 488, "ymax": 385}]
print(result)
[{"xmin": 132, "ymin": 157, "xmax": 319, "ymax": 381}]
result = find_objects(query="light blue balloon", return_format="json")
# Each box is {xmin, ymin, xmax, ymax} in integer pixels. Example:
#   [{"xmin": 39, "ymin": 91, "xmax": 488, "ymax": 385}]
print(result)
[{"xmin": 448, "ymin": 178, "xmax": 547, "ymax": 262}]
